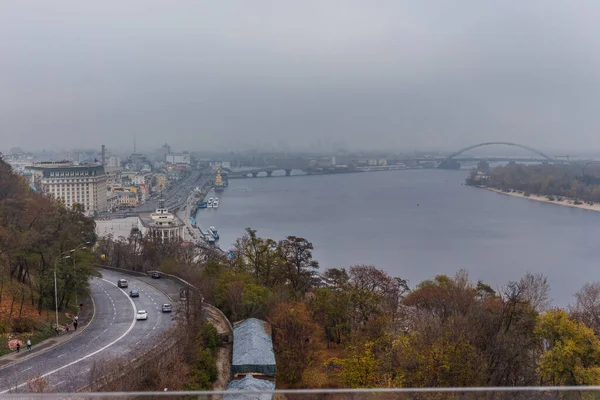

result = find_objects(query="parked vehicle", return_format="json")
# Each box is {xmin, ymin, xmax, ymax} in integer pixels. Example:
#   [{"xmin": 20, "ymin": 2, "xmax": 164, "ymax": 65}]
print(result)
[{"xmin": 117, "ymin": 279, "xmax": 128, "ymax": 288}]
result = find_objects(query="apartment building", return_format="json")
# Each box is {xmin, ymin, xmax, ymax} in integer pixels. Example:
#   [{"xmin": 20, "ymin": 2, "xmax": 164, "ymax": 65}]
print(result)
[{"xmin": 27, "ymin": 163, "xmax": 107, "ymax": 214}]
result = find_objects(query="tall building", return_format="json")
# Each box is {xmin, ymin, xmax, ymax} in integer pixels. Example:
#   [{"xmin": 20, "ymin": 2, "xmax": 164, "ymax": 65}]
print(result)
[{"xmin": 27, "ymin": 162, "xmax": 107, "ymax": 214}]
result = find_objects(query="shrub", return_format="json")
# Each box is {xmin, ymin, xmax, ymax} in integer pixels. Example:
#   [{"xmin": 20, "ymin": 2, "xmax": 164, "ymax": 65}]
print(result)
[{"xmin": 12, "ymin": 317, "xmax": 36, "ymax": 333}]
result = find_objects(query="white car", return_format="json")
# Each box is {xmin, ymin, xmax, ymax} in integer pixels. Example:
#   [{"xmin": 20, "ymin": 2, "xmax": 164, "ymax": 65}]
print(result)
[{"xmin": 136, "ymin": 310, "xmax": 148, "ymax": 320}]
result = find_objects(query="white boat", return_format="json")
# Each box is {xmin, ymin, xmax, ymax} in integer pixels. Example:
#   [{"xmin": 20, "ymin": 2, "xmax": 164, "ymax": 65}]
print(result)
[
  {"xmin": 205, "ymin": 234, "xmax": 216, "ymax": 243},
  {"xmin": 213, "ymin": 198, "xmax": 219, "ymax": 209},
  {"xmin": 208, "ymin": 226, "xmax": 219, "ymax": 239}
]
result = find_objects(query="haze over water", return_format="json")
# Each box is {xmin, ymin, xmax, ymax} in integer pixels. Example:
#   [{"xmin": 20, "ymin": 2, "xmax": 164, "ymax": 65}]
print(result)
[{"xmin": 197, "ymin": 169, "xmax": 599, "ymax": 306}]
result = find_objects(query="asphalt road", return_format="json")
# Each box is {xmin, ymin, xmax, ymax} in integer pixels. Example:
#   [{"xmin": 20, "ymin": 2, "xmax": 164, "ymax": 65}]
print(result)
[{"xmin": 0, "ymin": 269, "xmax": 174, "ymax": 393}]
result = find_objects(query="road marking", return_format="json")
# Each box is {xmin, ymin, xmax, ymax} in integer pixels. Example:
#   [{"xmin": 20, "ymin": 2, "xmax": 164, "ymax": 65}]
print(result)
[
  {"xmin": 0, "ymin": 279, "xmax": 137, "ymax": 394},
  {"xmin": 57, "ymin": 353, "xmax": 66, "ymax": 358},
  {"xmin": 20, "ymin": 367, "xmax": 32, "ymax": 373},
  {"xmin": 135, "ymin": 341, "xmax": 140, "ymax": 345},
  {"xmin": 51, "ymin": 381, "xmax": 65, "ymax": 388}
]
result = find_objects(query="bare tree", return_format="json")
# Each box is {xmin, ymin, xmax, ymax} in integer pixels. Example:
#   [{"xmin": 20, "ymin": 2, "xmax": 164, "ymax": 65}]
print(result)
[
  {"xmin": 517, "ymin": 273, "xmax": 550, "ymax": 313},
  {"xmin": 570, "ymin": 282, "xmax": 600, "ymax": 336}
]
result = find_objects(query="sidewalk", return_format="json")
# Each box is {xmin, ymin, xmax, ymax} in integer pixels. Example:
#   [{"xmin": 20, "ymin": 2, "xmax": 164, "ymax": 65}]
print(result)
[{"xmin": 0, "ymin": 296, "xmax": 95, "ymax": 369}]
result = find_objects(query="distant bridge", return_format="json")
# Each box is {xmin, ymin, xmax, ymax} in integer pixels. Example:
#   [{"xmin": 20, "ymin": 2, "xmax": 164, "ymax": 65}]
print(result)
[{"xmin": 443, "ymin": 142, "xmax": 555, "ymax": 163}]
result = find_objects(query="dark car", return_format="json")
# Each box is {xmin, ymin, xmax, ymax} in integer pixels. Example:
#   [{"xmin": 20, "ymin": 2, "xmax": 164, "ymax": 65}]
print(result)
[
  {"xmin": 161, "ymin": 304, "xmax": 172, "ymax": 313},
  {"xmin": 129, "ymin": 289, "xmax": 139, "ymax": 298},
  {"xmin": 151, "ymin": 271, "xmax": 161, "ymax": 279}
]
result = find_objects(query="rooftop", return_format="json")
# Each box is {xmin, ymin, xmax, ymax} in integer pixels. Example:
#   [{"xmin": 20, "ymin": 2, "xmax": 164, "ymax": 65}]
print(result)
[
  {"xmin": 232, "ymin": 318, "xmax": 276, "ymax": 369},
  {"xmin": 224, "ymin": 376, "xmax": 274, "ymax": 400}
]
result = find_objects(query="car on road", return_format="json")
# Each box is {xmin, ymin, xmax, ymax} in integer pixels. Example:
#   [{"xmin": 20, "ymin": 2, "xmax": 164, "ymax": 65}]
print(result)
[
  {"xmin": 117, "ymin": 279, "xmax": 128, "ymax": 288},
  {"xmin": 151, "ymin": 271, "xmax": 161, "ymax": 279},
  {"xmin": 130, "ymin": 289, "xmax": 139, "ymax": 297},
  {"xmin": 161, "ymin": 304, "xmax": 172, "ymax": 313},
  {"xmin": 136, "ymin": 310, "xmax": 148, "ymax": 320}
]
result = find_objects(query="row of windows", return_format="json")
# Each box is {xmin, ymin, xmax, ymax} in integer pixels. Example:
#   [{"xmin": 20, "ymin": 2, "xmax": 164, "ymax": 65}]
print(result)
[
  {"xmin": 48, "ymin": 179, "xmax": 91, "ymax": 184},
  {"xmin": 49, "ymin": 171, "xmax": 97, "ymax": 177}
]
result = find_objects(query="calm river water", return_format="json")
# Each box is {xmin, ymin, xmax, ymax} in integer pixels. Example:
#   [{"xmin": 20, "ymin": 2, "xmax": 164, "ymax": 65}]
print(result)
[{"xmin": 197, "ymin": 169, "xmax": 600, "ymax": 306}]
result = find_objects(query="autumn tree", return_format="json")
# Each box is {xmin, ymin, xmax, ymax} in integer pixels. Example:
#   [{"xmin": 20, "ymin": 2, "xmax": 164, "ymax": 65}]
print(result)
[
  {"xmin": 392, "ymin": 331, "xmax": 488, "ymax": 387},
  {"xmin": 277, "ymin": 236, "xmax": 319, "ymax": 295},
  {"xmin": 536, "ymin": 309, "xmax": 600, "ymax": 385},
  {"xmin": 233, "ymin": 228, "xmax": 280, "ymax": 286},
  {"xmin": 270, "ymin": 302, "xmax": 322, "ymax": 386},
  {"xmin": 329, "ymin": 342, "xmax": 383, "ymax": 388}
]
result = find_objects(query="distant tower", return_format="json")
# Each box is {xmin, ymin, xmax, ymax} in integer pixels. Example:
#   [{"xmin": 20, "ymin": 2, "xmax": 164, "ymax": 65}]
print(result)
[{"xmin": 101, "ymin": 145, "xmax": 106, "ymax": 165}]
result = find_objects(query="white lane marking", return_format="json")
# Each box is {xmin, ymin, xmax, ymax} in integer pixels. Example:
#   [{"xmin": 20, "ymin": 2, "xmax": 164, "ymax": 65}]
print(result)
[
  {"xmin": 0, "ymin": 278, "xmax": 137, "ymax": 394},
  {"xmin": 57, "ymin": 353, "xmax": 66, "ymax": 358},
  {"xmin": 135, "ymin": 341, "xmax": 140, "ymax": 345},
  {"xmin": 20, "ymin": 367, "xmax": 32, "ymax": 373},
  {"xmin": 52, "ymin": 381, "xmax": 65, "ymax": 388}
]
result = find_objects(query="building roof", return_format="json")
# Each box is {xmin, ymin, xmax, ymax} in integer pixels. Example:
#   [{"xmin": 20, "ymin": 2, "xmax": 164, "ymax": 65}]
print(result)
[
  {"xmin": 232, "ymin": 318, "xmax": 276, "ymax": 374},
  {"xmin": 224, "ymin": 375, "xmax": 275, "ymax": 400},
  {"xmin": 138, "ymin": 211, "xmax": 184, "ymax": 229},
  {"xmin": 26, "ymin": 162, "xmax": 104, "ymax": 177}
]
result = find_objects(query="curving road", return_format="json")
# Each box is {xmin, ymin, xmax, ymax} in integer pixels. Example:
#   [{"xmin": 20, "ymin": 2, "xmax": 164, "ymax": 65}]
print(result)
[{"xmin": 0, "ymin": 269, "xmax": 174, "ymax": 393}]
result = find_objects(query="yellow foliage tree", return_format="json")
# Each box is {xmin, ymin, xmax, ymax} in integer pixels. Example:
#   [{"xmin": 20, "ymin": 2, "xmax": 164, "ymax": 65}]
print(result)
[
  {"xmin": 535, "ymin": 309, "xmax": 600, "ymax": 385},
  {"xmin": 329, "ymin": 342, "xmax": 382, "ymax": 388},
  {"xmin": 391, "ymin": 331, "xmax": 487, "ymax": 387}
]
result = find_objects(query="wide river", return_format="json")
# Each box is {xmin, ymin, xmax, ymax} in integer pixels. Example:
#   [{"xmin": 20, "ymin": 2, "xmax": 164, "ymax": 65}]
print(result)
[{"xmin": 196, "ymin": 169, "xmax": 599, "ymax": 306}]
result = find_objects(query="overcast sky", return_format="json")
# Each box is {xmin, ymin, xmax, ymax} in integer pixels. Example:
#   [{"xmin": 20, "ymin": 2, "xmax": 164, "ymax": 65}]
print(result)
[{"xmin": 2, "ymin": 1, "xmax": 600, "ymax": 154}]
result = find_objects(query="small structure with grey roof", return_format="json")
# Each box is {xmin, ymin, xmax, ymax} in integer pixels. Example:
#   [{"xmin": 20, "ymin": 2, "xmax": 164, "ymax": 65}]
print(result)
[
  {"xmin": 231, "ymin": 318, "xmax": 276, "ymax": 377},
  {"xmin": 224, "ymin": 375, "xmax": 275, "ymax": 400}
]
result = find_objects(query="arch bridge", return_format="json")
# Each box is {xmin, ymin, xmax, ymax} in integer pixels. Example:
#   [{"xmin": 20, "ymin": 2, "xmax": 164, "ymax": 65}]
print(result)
[{"xmin": 442, "ymin": 142, "xmax": 555, "ymax": 163}]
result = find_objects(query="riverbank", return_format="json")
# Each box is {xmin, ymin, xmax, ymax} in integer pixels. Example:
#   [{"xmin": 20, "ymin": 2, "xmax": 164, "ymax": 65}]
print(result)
[{"xmin": 483, "ymin": 187, "xmax": 600, "ymax": 213}]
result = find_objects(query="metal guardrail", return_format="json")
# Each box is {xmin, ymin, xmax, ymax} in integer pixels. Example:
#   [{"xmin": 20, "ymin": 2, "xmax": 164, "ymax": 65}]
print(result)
[{"xmin": 9, "ymin": 386, "xmax": 600, "ymax": 398}]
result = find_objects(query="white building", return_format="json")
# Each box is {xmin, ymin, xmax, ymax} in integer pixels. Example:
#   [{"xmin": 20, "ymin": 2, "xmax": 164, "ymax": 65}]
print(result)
[
  {"xmin": 137, "ymin": 199, "xmax": 185, "ymax": 242},
  {"xmin": 27, "ymin": 163, "xmax": 107, "ymax": 214}
]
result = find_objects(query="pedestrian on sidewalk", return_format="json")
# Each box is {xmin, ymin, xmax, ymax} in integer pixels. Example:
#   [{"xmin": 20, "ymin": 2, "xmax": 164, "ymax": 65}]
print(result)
[
  {"xmin": 26, "ymin": 339, "xmax": 31, "ymax": 351},
  {"xmin": 65, "ymin": 323, "xmax": 70, "ymax": 333},
  {"xmin": 73, "ymin": 320, "xmax": 78, "ymax": 330},
  {"xmin": 16, "ymin": 343, "xmax": 20, "ymax": 353}
]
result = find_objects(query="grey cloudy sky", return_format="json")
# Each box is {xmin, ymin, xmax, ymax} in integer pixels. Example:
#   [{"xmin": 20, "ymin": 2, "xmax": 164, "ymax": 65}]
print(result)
[{"xmin": 2, "ymin": 1, "xmax": 600, "ymax": 153}]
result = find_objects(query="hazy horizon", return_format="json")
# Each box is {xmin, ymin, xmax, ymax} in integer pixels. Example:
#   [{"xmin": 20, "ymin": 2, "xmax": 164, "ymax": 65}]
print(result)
[{"xmin": 2, "ymin": 1, "xmax": 600, "ymax": 153}]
